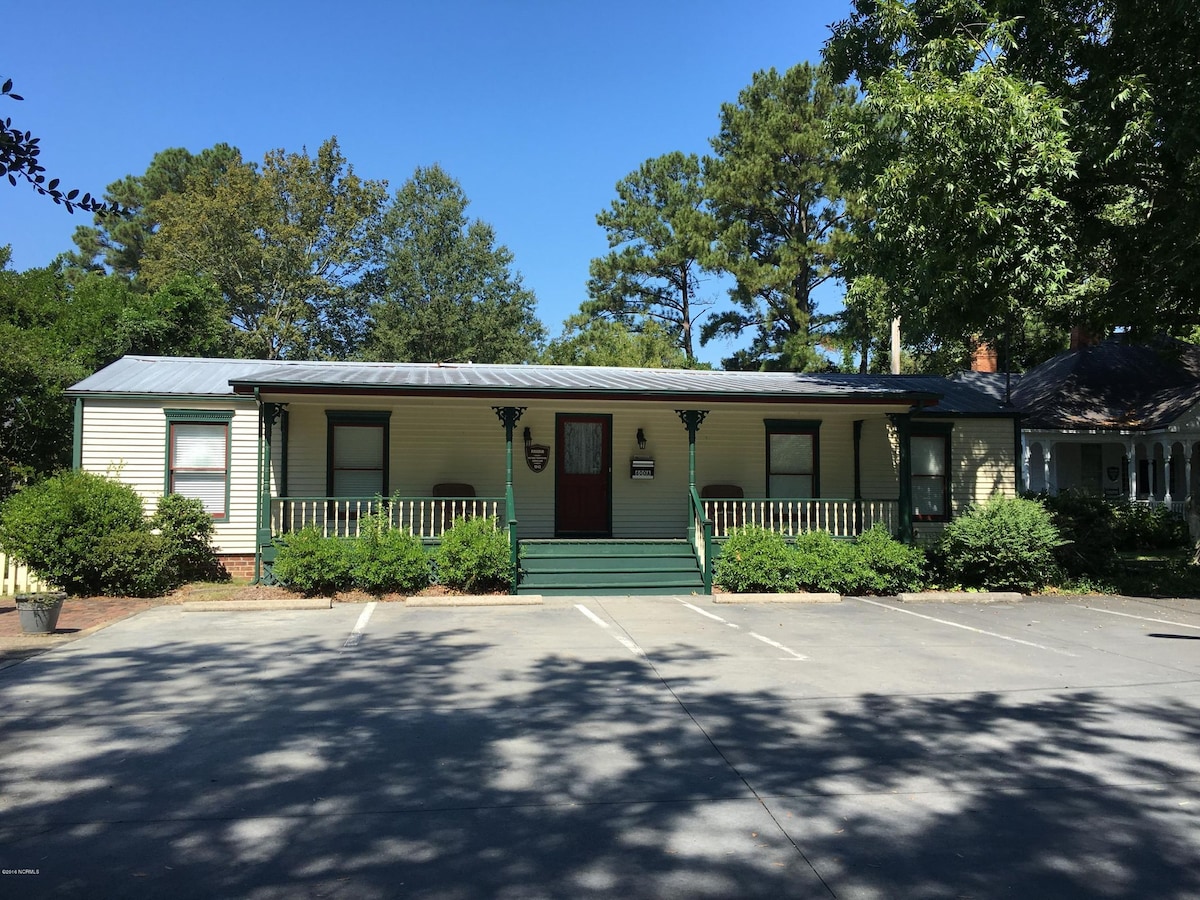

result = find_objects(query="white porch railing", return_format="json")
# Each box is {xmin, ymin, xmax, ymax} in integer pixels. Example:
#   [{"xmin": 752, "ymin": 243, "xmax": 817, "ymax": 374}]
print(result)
[
  {"xmin": 702, "ymin": 498, "xmax": 900, "ymax": 540},
  {"xmin": 271, "ymin": 496, "xmax": 504, "ymax": 539},
  {"xmin": 1130, "ymin": 498, "xmax": 1187, "ymax": 517},
  {"xmin": 1, "ymin": 551, "xmax": 52, "ymax": 596}
]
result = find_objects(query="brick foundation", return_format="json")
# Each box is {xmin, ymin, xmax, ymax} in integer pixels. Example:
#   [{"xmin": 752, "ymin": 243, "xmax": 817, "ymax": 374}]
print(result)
[{"xmin": 217, "ymin": 554, "xmax": 257, "ymax": 579}]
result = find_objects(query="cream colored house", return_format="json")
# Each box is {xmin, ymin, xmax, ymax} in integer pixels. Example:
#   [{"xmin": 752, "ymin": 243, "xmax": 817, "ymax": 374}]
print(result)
[{"xmin": 68, "ymin": 356, "xmax": 1020, "ymax": 593}]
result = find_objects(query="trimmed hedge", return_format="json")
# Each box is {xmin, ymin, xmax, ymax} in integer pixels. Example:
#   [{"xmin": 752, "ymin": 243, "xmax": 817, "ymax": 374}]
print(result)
[
  {"xmin": 713, "ymin": 524, "xmax": 925, "ymax": 595},
  {"xmin": 436, "ymin": 517, "xmax": 512, "ymax": 593}
]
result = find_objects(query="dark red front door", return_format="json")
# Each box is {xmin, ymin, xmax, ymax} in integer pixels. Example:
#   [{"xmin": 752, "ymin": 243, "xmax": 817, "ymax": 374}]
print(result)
[{"xmin": 556, "ymin": 414, "xmax": 611, "ymax": 536}]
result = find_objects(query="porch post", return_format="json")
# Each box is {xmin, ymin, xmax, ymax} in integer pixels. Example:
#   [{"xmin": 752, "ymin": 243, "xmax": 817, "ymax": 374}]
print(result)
[
  {"xmin": 889, "ymin": 413, "xmax": 914, "ymax": 544},
  {"xmin": 1020, "ymin": 436, "xmax": 1030, "ymax": 494},
  {"xmin": 1164, "ymin": 442, "xmax": 1174, "ymax": 504},
  {"xmin": 1127, "ymin": 440, "xmax": 1138, "ymax": 499},
  {"xmin": 72, "ymin": 398, "xmax": 84, "ymax": 470},
  {"xmin": 493, "ymin": 406, "xmax": 526, "ymax": 595},
  {"xmin": 255, "ymin": 399, "xmax": 283, "ymax": 584},
  {"xmin": 1185, "ymin": 441, "xmax": 1194, "ymax": 503},
  {"xmin": 1043, "ymin": 444, "xmax": 1054, "ymax": 495},
  {"xmin": 676, "ymin": 410, "xmax": 709, "ymax": 489}
]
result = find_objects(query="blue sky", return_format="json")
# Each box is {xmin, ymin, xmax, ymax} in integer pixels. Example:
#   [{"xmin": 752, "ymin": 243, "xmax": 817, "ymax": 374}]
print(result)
[{"xmin": 2, "ymin": 0, "xmax": 853, "ymax": 364}]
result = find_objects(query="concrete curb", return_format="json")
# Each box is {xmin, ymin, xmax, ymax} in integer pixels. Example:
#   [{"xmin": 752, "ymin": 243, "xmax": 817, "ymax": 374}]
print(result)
[
  {"xmin": 405, "ymin": 595, "xmax": 544, "ymax": 607},
  {"xmin": 181, "ymin": 598, "xmax": 333, "ymax": 612},
  {"xmin": 896, "ymin": 591, "xmax": 1025, "ymax": 604},
  {"xmin": 713, "ymin": 592, "xmax": 842, "ymax": 604}
]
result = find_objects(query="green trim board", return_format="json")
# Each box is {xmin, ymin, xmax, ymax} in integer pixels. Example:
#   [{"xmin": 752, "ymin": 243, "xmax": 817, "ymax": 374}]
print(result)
[
  {"xmin": 163, "ymin": 408, "xmax": 235, "ymax": 520},
  {"xmin": 72, "ymin": 398, "xmax": 83, "ymax": 470}
]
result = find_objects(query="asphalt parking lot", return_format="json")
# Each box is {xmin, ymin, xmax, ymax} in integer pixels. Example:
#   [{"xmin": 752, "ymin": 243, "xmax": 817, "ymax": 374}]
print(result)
[{"xmin": 1, "ymin": 593, "xmax": 1199, "ymax": 899}]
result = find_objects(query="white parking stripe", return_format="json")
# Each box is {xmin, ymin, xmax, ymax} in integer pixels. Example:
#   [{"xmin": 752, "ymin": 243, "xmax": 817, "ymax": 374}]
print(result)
[
  {"xmin": 575, "ymin": 604, "xmax": 645, "ymax": 658},
  {"xmin": 748, "ymin": 632, "xmax": 808, "ymax": 660},
  {"xmin": 1080, "ymin": 605, "xmax": 1200, "ymax": 631},
  {"xmin": 340, "ymin": 601, "xmax": 377, "ymax": 652},
  {"xmin": 857, "ymin": 597, "xmax": 1077, "ymax": 657},
  {"xmin": 679, "ymin": 600, "xmax": 739, "ymax": 626}
]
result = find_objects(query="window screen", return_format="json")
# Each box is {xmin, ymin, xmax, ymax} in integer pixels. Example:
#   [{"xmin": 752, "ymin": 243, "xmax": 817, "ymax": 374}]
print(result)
[
  {"xmin": 768, "ymin": 431, "xmax": 815, "ymax": 498},
  {"xmin": 331, "ymin": 424, "xmax": 385, "ymax": 497},
  {"xmin": 912, "ymin": 434, "xmax": 948, "ymax": 519}
]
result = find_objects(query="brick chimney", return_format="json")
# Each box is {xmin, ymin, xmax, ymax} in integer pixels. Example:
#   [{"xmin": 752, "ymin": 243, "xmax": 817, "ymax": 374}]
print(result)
[
  {"xmin": 970, "ymin": 341, "xmax": 998, "ymax": 373},
  {"xmin": 1070, "ymin": 326, "xmax": 1099, "ymax": 350}
]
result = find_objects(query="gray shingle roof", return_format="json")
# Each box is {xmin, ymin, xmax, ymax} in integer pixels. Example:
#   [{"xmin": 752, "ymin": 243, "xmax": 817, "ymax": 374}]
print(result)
[
  {"xmin": 1011, "ymin": 338, "xmax": 1200, "ymax": 430},
  {"xmin": 69, "ymin": 356, "xmax": 1015, "ymax": 415}
]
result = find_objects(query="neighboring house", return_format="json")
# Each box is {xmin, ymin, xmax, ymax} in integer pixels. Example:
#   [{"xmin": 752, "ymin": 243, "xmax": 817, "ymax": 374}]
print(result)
[
  {"xmin": 1011, "ymin": 337, "xmax": 1200, "ymax": 515},
  {"xmin": 67, "ymin": 356, "xmax": 1020, "ymax": 593}
]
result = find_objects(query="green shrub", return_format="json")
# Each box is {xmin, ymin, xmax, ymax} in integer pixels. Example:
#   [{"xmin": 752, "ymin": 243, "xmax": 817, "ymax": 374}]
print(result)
[
  {"xmin": 349, "ymin": 515, "xmax": 432, "ymax": 595},
  {"xmin": 713, "ymin": 526, "xmax": 796, "ymax": 593},
  {"xmin": 792, "ymin": 530, "xmax": 867, "ymax": 593},
  {"xmin": 152, "ymin": 493, "xmax": 226, "ymax": 583},
  {"xmin": 1040, "ymin": 491, "xmax": 1118, "ymax": 577},
  {"xmin": 94, "ymin": 530, "xmax": 175, "ymax": 597},
  {"xmin": 1112, "ymin": 501, "xmax": 1190, "ymax": 551},
  {"xmin": 936, "ymin": 496, "xmax": 1062, "ymax": 592},
  {"xmin": 436, "ymin": 517, "xmax": 512, "ymax": 593},
  {"xmin": 0, "ymin": 470, "xmax": 147, "ymax": 595},
  {"xmin": 852, "ymin": 525, "xmax": 927, "ymax": 594},
  {"xmin": 272, "ymin": 527, "xmax": 353, "ymax": 595}
]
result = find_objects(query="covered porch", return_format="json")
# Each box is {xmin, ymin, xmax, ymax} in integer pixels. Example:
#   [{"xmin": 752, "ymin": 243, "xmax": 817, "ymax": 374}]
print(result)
[{"xmin": 233, "ymin": 362, "xmax": 1016, "ymax": 594}]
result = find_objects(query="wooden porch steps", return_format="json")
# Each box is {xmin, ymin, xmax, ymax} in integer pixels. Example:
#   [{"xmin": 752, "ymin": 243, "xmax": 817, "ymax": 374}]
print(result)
[{"xmin": 517, "ymin": 540, "xmax": 705, "ymax": 596}]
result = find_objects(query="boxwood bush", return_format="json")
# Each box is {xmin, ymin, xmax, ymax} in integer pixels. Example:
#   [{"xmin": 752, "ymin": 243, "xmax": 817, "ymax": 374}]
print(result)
[
  {"xmin": 349, "ymin": 515, "xmax": 432, "ymax": 595},
  {"xmin": 935, "ymin": 496, "xmax": 1062, "ymax": 592},
  {"xmin": 436, "ymin": 517, "xmax": 512, "ymax": 593},
  {"xmin": 713, "ymin": 526, "xmax": 797, "ymax": 593},
  {"xmin": 714, "ymin": 524, "xmax": 927, "ymax": 595},
  {"xmin": 271, "ymin": 527, "xmax": 353, "ymax": 596}
]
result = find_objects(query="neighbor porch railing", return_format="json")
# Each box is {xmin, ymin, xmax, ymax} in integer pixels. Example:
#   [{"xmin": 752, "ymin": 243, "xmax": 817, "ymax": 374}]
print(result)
[
  {"xmin": 270, "ymin": 496, "xmax": 505, "ymax": 540},
  {"xmin": 1130, "ymin": 498, "xmax": 1187, "ymax": 517},
  {"xmin": 702, "ymin": 497, "xmax": 900, "ymax": 540}
]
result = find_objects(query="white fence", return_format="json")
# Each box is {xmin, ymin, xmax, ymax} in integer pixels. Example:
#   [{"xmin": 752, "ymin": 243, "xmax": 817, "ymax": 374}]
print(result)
[
  {"xmin": 271, "ymin": 496, "xmax": 504, "ymax": 540},
  {"xmin": 1, "ymin": 552, "xmax": 51, "ymax": 596}
]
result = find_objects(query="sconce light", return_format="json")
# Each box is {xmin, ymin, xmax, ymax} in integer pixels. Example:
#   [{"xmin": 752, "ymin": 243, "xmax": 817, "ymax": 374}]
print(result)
[
  {"xmin": 523, "ymin": 427, "xmax": 532, "ymax": 452},
  {"xmin": 636, "ymin": 428, "xmax": 647, "ymax": 450}
]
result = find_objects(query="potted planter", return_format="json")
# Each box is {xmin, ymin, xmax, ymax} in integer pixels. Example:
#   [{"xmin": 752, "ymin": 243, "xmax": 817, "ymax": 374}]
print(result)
[{"xmin": 14, "ymin": 591, "xmax": 67, "ymax": 635}]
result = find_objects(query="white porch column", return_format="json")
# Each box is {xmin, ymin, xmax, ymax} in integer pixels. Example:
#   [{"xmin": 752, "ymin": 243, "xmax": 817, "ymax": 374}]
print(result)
[
  {"xmin": 1021, "ymin": 437, "xmax": 1031, "ymax": 493},
  {"xmin": 1163, "ymin": 441, "xmax": 1174, "ymax": 503},
  {"xmin": 1042, "ymin": 443, "xmax": 1054, "ymax": 495},
  {"xmin": 1127, "ymin": 440, "xmax": 1138, "ymax": 499},
  {"xmin": 1185, "ymin": 441, "xmax": 1194, "ymax": 502}
]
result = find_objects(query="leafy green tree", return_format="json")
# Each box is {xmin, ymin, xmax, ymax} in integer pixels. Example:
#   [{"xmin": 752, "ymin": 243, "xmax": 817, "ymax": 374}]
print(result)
[
  {"xmin": 826, "ymin": 0, "xmax": 1200, "ymax": 349},
  {"xmin": 541, "ymin": 315, "xmax": 696, "ymax": 368},
  {"xmin": 702, "ymin": 63, "xmax": 858, "ymax": 372},
  {"xmin": 363, "ymin": 165, "xmax": 545, "ymax": 363},
  {"xmin": 67, "ymin": 144, "xmax": 239, "ymax": 278},
  {"xmin": 0, "ymin": 250, "xmax": 231, "ymax": 497},
  {"xmin": 142, "ymin": 137, "xmax": 387, "ymax": 359},
  {"xmin": 827, "ymin": 3, "xmax": 1080, "ymax": 358},
  {"xmin": 586, "ymin": 152, "xmax": 715, "ymax": 364}
]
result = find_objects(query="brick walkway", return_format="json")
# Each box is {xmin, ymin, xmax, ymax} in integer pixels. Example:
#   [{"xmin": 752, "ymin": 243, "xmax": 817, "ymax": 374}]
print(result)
[{"xmin": 0, "ymin": 596, "xmax": 165, "ymax": 667}]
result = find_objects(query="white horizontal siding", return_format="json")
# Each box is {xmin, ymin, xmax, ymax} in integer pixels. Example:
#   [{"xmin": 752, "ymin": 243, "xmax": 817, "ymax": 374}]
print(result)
[{"xmin": 79, "ymin": 398, "xmax": 260, "ymax": 555}]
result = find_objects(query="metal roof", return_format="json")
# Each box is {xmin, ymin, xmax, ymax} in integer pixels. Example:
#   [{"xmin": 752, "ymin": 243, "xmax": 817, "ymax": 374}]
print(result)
[{"xmin": 68, "ymin": 356, "xmax": 1015, "ymax": 415}]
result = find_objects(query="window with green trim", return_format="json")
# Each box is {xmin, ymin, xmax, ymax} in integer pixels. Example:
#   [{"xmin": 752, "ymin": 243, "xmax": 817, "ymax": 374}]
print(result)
[
  {"xmin": 326, "ymin": 412, "xmax": 390, "ymax": 497},
  {"xmin": 912, "ymin": 432, "xmax": 951, "ymax": 520},
  {"xmin": 165, "ymin": 410, "xmax": 234, "ymax": 519},
  {"xmin": 765, "ymin": 419, "xmax": 820, "ymax": 498}
]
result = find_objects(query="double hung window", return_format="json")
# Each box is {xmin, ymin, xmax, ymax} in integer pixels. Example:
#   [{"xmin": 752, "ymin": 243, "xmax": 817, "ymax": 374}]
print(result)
[{"xmin": 165, "ymin": 410, "xmax": 234, "ymax": 519}]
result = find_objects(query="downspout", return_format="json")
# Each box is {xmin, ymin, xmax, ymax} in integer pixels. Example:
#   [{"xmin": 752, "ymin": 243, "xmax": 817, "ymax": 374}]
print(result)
[{"xmin": 253, "ymin": 388, "xmax": 265, "ymax": 584}]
